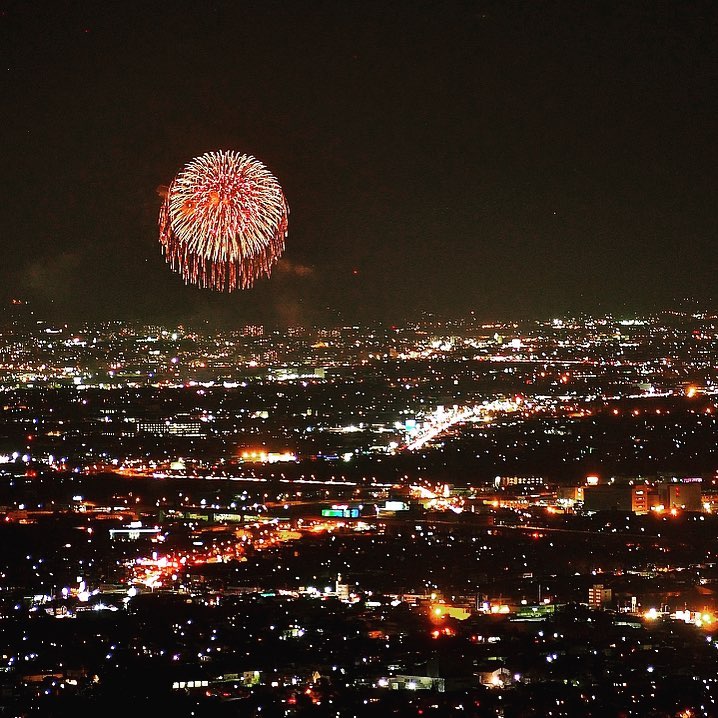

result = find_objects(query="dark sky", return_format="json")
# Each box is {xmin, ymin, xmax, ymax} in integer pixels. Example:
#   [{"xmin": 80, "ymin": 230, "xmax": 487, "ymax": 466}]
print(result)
[{"xmin": 1, "ymin": 1, "xmax": 717, "ymax": 326}]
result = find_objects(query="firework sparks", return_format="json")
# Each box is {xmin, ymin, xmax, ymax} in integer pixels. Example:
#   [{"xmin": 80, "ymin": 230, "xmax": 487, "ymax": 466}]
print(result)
[{"xmin": 159, "ymin": 151, "xmax": 289, "ymax": 291}]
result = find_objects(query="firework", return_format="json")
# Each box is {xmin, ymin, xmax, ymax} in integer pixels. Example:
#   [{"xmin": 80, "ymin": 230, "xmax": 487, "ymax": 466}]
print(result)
[{"xmin": 159, "ymin": 151, "xmax": 288, "ymax": 291}]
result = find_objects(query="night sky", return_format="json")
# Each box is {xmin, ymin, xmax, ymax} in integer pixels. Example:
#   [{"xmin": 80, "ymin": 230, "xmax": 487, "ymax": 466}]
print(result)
[{"xmin": 2, "ymin": 1, "xmax": 717, "ymax": 326}]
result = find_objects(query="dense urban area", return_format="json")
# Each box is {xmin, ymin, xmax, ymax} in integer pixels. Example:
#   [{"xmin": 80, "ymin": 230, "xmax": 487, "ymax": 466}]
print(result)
[{"xmin": 2, "ymin": 301, "xmax": 718, "ymax": 717}]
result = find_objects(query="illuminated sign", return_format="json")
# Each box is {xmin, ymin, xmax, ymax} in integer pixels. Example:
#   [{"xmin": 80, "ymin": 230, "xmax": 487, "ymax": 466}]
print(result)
[{"xmin": 321, "ymin": 508, "xmax": 359, "ymax": 518}]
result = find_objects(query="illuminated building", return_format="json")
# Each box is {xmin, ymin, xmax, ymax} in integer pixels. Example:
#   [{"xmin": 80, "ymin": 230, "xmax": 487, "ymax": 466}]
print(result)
[
  {"xmin": 556, "ymin": 486, "xmax": 584, "ymax": 507},
  {"xmin": 383, "ymin": 675, "xmax": 445, "ymax": 691},
  {"xmin": 494, "ymin": 475, "xmax": 545, "ymax": 488},
  {"xmin": 584, "ymin": 477, "xmax": 702, "ymax": 514},
  {"xmin": 240, "ymin": 450, "xmax": 297, "ymax": 463},
  {"xmin": 662, "ymin": 479, "xmax": 701, "ymax": 511},
  {"xmin": 335, "ymin": 573, "xmax": 350, "ymax": 601},
  {"xmin": 241, "ymin": 324, "xmax": 264, "ymax": 337},
  {"xmin": 135, "ymin": 419, "xmax": 203, "ymax": 437},
  {"xmin": 477, "ymin": 667, "xmax": 512, "ymax": 687},
  {"xmin": 588, "ymin": 584, "xmax": 612, "ymax": 609},
  {"xmin": 631, "ymin": 486, "xmax": 660, "ymax": 514}
]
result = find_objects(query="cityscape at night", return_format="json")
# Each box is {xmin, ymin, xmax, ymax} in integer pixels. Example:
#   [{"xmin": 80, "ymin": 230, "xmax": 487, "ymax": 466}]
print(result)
[
  {"xmin": 3, "ymin": 1, "xmax": 718, "ymax": 716},
  {"xmin": 1, "ymin": 306, "xmax": 718, "ymax": 715}
]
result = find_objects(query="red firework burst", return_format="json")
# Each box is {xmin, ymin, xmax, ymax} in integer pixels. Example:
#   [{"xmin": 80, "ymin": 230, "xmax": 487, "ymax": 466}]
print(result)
[{"xmin": 159, "ymin": 151, "xmax": 289, "ymax": 291}]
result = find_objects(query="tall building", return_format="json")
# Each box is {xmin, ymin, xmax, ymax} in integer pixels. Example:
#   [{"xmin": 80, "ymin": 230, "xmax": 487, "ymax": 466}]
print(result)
[
  {"xmin": 335, "ymin": 574, "xmax": 350, "ymax": 601},
  {"xmin": 588, "ymin": 584, "xmax": 612, "ymax": 609}
]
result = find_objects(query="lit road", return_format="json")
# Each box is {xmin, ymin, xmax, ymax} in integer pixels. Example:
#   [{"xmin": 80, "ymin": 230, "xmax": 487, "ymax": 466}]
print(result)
[{"xmin": 403, "ymin": 398, "xmax": 522, "ymax": 451}]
